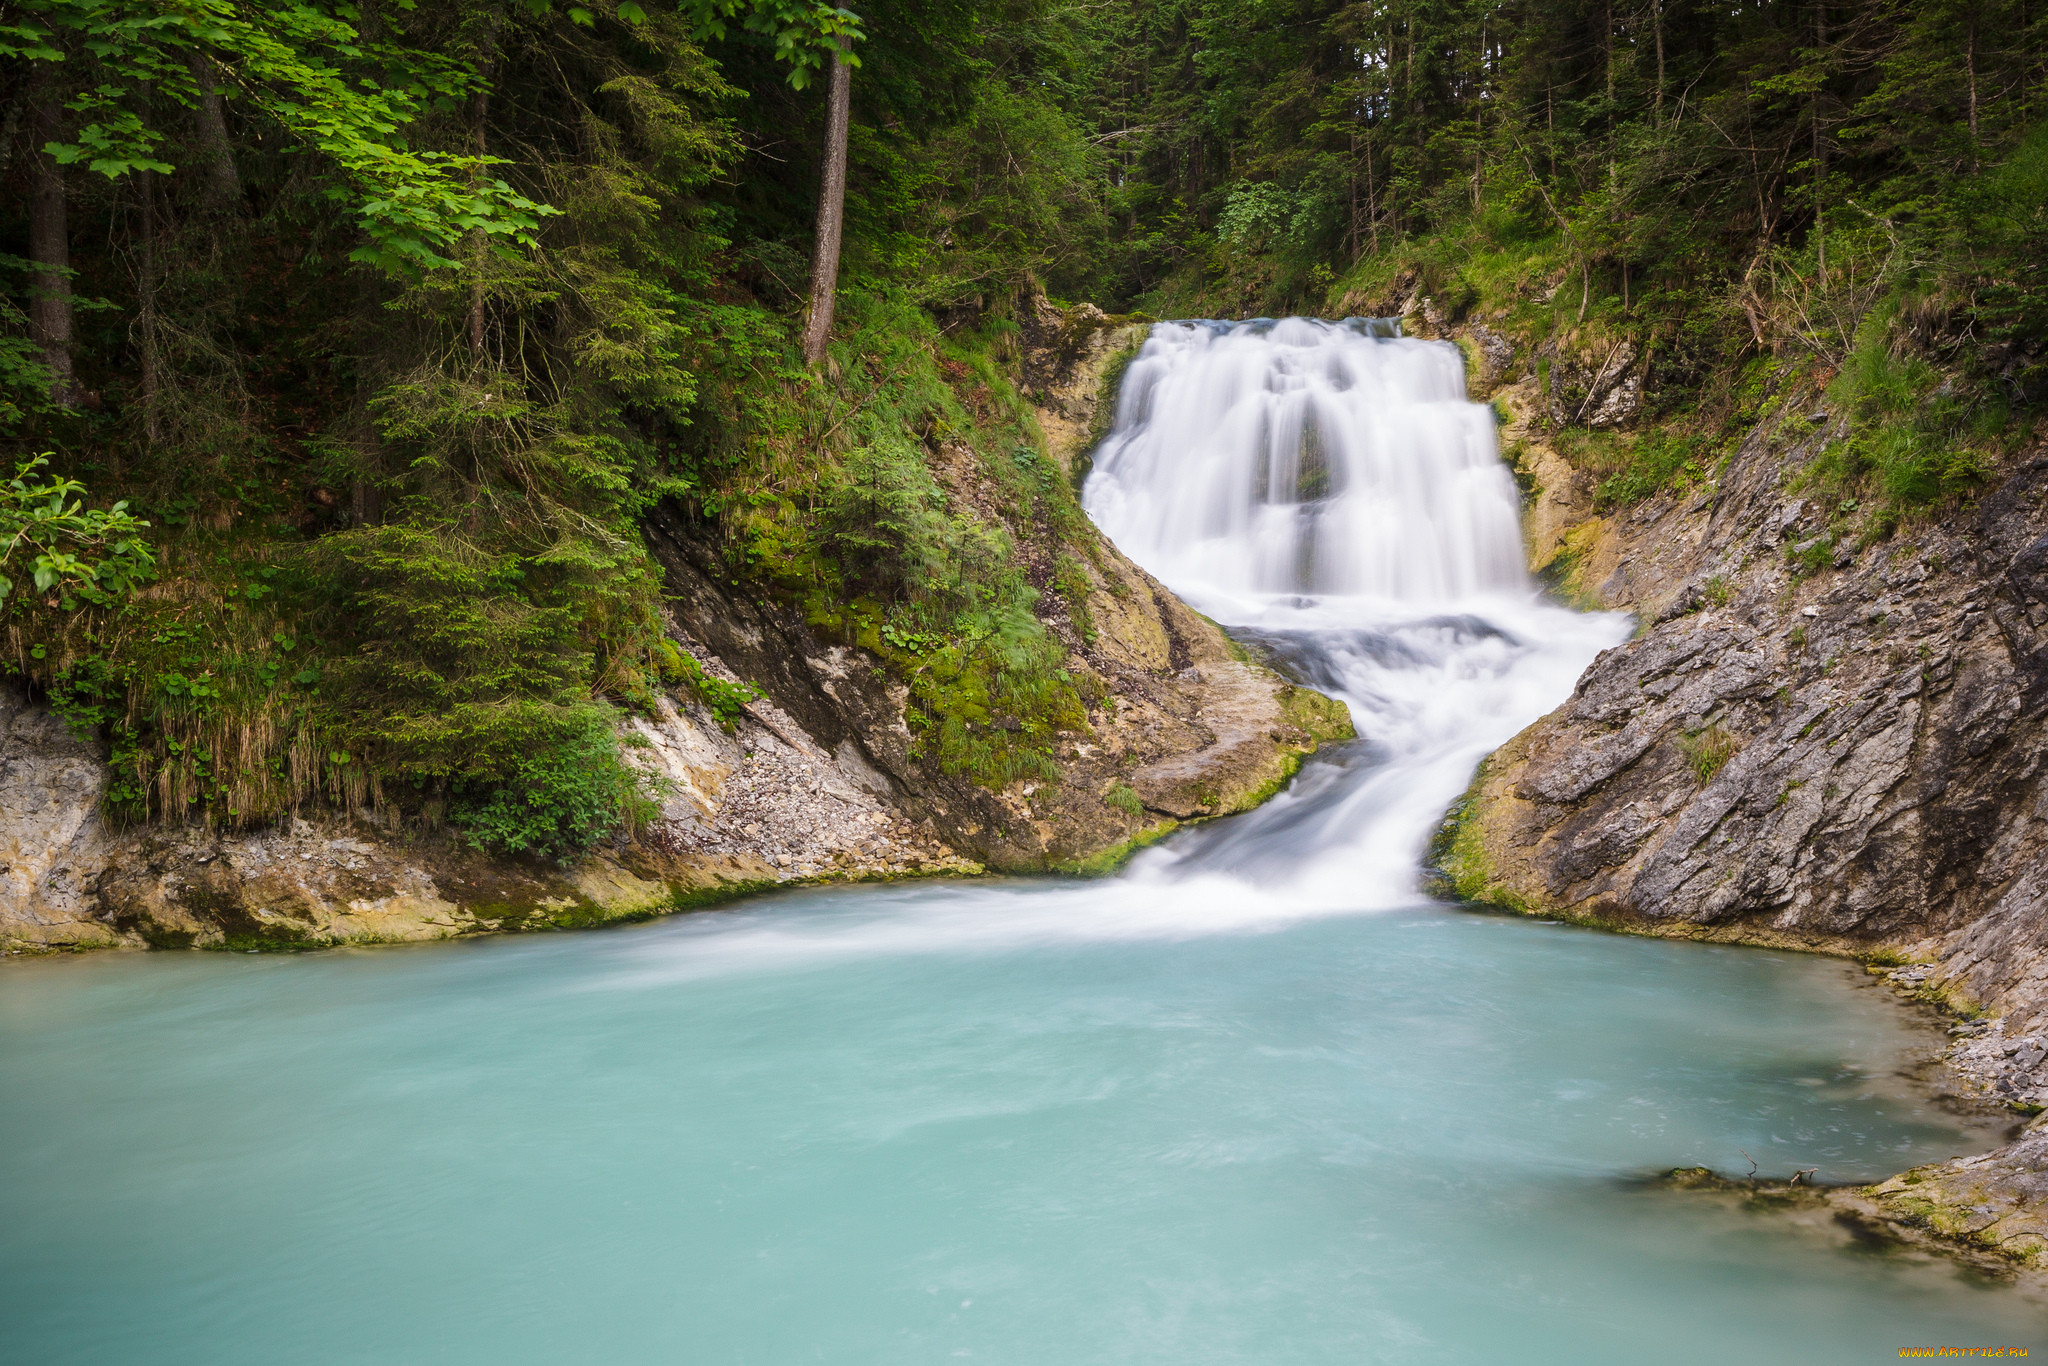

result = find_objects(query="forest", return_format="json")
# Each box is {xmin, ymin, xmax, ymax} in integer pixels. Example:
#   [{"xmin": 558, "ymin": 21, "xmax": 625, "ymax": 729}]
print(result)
[{"xmin": 2, "ymin": 0, "xmax": 2042, "ymax": 859}]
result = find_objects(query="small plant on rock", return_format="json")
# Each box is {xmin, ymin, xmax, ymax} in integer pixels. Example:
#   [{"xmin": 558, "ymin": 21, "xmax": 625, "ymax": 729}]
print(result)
[
  {"xmin": 1105, "ymin": 781, "xmax": 1143, "ymax": 816},
  {"xmin": 1681, "ymin": 724, "xmax": 1738, "ymax": 784}
]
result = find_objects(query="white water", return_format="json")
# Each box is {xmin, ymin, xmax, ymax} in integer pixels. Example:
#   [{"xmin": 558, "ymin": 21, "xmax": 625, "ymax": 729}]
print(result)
[{"xmin": 1085, "ymin": 317, "xmax": 1628, "ymax": 915}]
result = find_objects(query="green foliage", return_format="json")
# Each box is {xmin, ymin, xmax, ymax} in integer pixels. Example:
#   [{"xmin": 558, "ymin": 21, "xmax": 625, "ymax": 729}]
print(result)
[
  {"xmin": 910, "ymin": 80, "xmax": 1109, "ymax": 302},
  {"xmin": 906, "ymin": 608, "xmax": 1089, "ymax": 789},
  {"xmin": 1052, "ymin": 554, "xmax": 1095, "ymax": 642},
  {"xmin": 1216, "ymin": 181, "xmax": 1320, "ymax": 252},
  {"xmin": 1104, "ymin": 781, "xmax": 1142, "ymax": 816},
  {"xmin": 660, "ymin": 641, "xmax": 763, "ymax": 729},
  {"xmin": 9, "ymin": 0, "xmax": 558, "ymax": 273},
  {"xmin": 1593, "ymin": 431, "xmax": 1711, "ymax": 508},
  {"xmin": 812, "ymin": 427, "xmax": 1092, "ymax": 789},
  {"xmin": 1804, "ymin": 308, "xmax": 2000, "ymax": 509},
  {"xmin": 1786, "ymin": 533, "xmax": 1836, "ymax": 579},
  {"xmin": 0, "ymin": 456, "xmax": 155, "ymax": 609},
  {"xmin": 447, "ymin": 702, "xmax": 656, "ymax": 860},
  {"xmin": 683, "ymin": 0, "xmax": 866, "ymax": 88},
  {"xmin": 819, "ymin": 438, "xmax": 973, "ymax": 605}
]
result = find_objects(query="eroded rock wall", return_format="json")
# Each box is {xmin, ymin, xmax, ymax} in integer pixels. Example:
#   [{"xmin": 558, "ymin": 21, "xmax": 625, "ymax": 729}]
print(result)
[
  {"xmin": 0, "ymin": 673, "xmax": 975, "ymax": 953},
  {"xmin": 1446, "ymin": 413, "xmax": 2048, "ymax": 1040}
]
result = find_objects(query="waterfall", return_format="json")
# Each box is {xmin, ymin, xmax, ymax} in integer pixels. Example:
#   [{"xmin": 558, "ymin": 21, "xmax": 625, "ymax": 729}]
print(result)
[
  {"xmin": 1084, "ymin": 318, "xmax": 1529, "ymax": 612},
  {"xmin": 1084, "ymin": 318, "xmax": 1629, "ymax": 907}
]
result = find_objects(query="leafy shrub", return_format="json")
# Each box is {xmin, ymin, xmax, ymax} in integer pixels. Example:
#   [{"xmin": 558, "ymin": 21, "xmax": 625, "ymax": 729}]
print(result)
[
  {"xmin": 1810, "ymin": 306, "xmax": 1997, "ymax": 508},
  {"xmin": 1595, "ymin": 431, "xmax": 1709, "ymax": 507},
  {"xmin": 1217, "ymin": 181, "xmax": 1316, "ymax": 251},
  {"xmin": 447, "ymin": 703, "xmax": 656, "ymax": 862},
  {"xmin": 0, "ymin": 455, "xmax": 155, "ymax": 610},
  {"xmin": 659, "ymin": 641, "xmax": 763, "ymax": 731},
  {"xmin": 818, "ymin": 439, "xmax": 959, "ymax": 605}
]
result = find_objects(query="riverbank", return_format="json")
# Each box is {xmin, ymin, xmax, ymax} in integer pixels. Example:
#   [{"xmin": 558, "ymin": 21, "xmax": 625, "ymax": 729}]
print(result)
[{"xmin": 1831, "ymin": 965, "xmax": 2048, "ymax": 1272}]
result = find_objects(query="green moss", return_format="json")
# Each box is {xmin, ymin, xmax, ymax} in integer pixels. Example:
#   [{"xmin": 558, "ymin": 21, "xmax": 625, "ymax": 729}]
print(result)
[
  {"xmin": 1278, "ymin": 683, "xmax": 1355, "ymax": 743},
  {"xmin": 1199, "ymin": 613, "xmax": 1255, "ymax": 664},
  {"xmin": 1052, "ymin": 554, "xmax": 1098, "ymax": 644},
  {"xmin": 216, "ymin": 931, "xmax": 322, "ymax": 953},
  {"xmin": 1225, "ymin": 752, "xmax": 1303, "ymax": 813},
  {"xmin": 1535, "ymin": 519, "xmax": 1608, "ymax": 610},
  {"xmin": 1592, "ymin": 428, "xmax": 1713, "ymax": 507},
  {"xmin": 1054, "ymin": 817, "xmax": 1179, "ymax": 876},
  {"xmin": 1428, "ymin": 766, "xmax": 1533, "ymax": 913}
]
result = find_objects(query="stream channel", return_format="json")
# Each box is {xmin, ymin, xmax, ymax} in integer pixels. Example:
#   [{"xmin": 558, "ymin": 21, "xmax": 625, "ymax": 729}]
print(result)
[{"xmin": 2, "ymin": 320, "xmax": 2041, "ymax": 1362}]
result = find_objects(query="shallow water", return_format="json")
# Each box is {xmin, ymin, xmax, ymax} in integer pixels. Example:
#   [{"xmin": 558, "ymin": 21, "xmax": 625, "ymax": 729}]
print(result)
[{"xmin": 4, "ymin": 319, "xmax": 2042, "ymax": 1361}]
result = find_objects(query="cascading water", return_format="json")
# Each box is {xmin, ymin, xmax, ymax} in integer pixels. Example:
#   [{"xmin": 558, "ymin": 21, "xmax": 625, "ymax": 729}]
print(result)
[
  {"xmin": 3, "ymin": 320, "xmax": 2037, "ymax": 1365},
  {"xmin": 1086, "ymin": 318, "xmax": 1627, "ymax": 911},
  {"xmin": 1087, "ymin": 317, "xmax": 1526, "ymax": 603}
]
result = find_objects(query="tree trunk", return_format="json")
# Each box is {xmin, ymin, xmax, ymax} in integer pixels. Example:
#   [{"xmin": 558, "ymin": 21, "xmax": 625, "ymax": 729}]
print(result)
[
  {"xmin": 1966, "ymin": 16, "xmax": 1980, "ymax": 166},
  {"xmin": 186, "ymin": 49, "xmax": 241, "ymax": 211},
  {"xmin": 1653, "ymin": 0, "xmax": 1666, "ymax": 125},
  {"xmin": 138, "ymin": 169, "xmax": 161, "ymax": 443},
  {"xmin": 1813, "ymin": 0, "xmax": 1828, "ymax": 283},
  {"xmin": 27, "ymin": 78, "xmax": 78, "ymax": 407},
  {"xmin": 802, "ymin": 40, "xmax": 853, "ymax": 369}
]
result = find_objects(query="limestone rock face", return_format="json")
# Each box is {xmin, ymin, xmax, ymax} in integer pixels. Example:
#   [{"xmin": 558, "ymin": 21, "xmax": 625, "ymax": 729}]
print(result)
[
  {"xmin": 0, "ymin": 675, "xmax": 973, "ymax": 953},
  {"xmin": 0, "ymin": 688, "xmax": 116, "ymax": 946},
  {"xmin": 1449, "ymin": 436, "xmax": 2048, "ymax": 1036}
]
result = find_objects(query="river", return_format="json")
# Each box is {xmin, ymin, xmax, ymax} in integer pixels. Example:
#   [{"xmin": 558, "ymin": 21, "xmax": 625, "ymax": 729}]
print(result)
[{"xmin": 1, "ymin": 319, "xmax": 2039, "ymax": 1362}]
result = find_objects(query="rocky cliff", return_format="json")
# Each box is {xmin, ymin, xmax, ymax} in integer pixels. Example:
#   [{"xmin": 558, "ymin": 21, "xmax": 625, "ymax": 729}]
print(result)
[
  {"xmin": 0, "ymin": 312, "xmax": 1351, "ymax": 954},
  {"xmin": 1397, "ymin": 291, "xmax": 2048, "ymax": 1268}
]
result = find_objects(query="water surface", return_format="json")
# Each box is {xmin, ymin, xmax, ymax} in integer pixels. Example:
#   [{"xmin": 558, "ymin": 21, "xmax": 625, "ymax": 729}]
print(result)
[{"xmin": 0, "ymin": 898, "xmax": 2036, "ymax": 1364}]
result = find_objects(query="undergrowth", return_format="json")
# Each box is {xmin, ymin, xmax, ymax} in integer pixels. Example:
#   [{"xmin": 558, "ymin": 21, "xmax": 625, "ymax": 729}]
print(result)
[{"xmin": 710, "ymin": 289, "xmax": 1103, "ymax": 791}]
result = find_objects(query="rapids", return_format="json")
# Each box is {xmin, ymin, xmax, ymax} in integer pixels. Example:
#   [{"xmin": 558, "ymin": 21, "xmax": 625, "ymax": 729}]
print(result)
[{"xmin": 0, "ymin": 319, "xmax": 2039, "ymax": 1363}]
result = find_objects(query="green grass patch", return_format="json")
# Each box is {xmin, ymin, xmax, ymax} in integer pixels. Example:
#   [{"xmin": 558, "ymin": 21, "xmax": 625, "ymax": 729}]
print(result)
[{"xmin": 1680, "ymin": 725, "xmax": 1738, "ymax": 784}]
